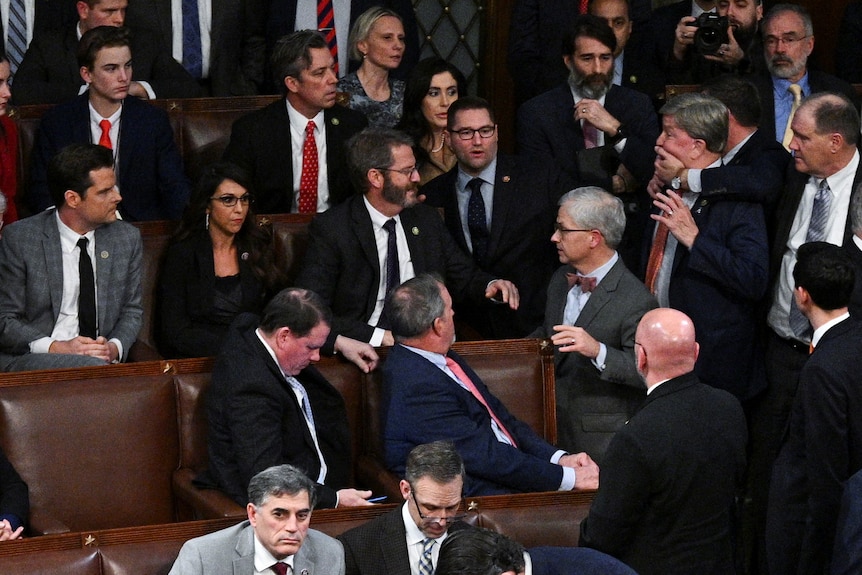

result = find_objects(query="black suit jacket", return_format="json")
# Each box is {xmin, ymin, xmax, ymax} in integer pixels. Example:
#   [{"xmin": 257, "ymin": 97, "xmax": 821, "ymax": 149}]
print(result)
[
  {"xmin": 201, "ymin": 313, "xmax": 351, "ymax": 509},
  {"xmin": 579, "ymin": 372, "xmax": 747, "ymax": 575},
  {"xmin": 643, "ymin": 0, "xmax": 690, "ymax": 71},
  {"xmin": 844, "ymin": 240, "xmax": 862, "ymax": 318},
  {"xmin": 767, "ymin": 318, "xmax": 862, "ymax": 575},
  {"xmin": 295, "ymin": 194, "xmax": 494, "ymax": 346},
  {"xmin": 836, "ymin": 2, "xmax": 862, "ymax": 83},
  {"xmin": 421, "ymin": 154, "xmax": 571, "ymax": 338},
  {"xmin": 339, "ymin": 507, "xmax": 412, "ymax": 575},
  {"xmin": 12, "ymin": 25, "xmax": 202, "ymax": 105},
  {"xmin": 0, "ymin": 448, "xmax": 28, "ymax": 531},
  {"xmin": 222, "ymin": 100, "xmax": 368, "ymax": 214}
]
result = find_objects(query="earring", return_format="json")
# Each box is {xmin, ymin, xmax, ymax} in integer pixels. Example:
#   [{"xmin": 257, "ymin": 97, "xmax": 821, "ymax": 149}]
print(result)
[{"xmin": 205, "ymin": 213, "xmax": 209, "ymax": 230}]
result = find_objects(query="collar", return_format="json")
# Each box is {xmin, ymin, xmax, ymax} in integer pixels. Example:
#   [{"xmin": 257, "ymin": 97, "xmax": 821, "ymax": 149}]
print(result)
[
  {"xmin": 573, "ymin": 251, "xmax": 618, "ymax": 285},
  {"xmin": 255, "ymin": 328, "xmax": 293, "ymax": 381},
  {"xmin": 723, "ymin": 131, "xmax": 755, "ymax": 164},
  {"xmin": 89, "ymin": 100, "xmax": 123, "ymax": 124},
  {"xmin": 812, "ymin": 149, "xmax": 860, "ymax": 192},
  {"xmin": 456, "ymin": 157, "xmax": 497, "ymax": 193},
  {"xmin": 253, "ymin": 531, "xmax": 296, "ymax": 574},
  {"xmin": 646, "ymin": 377, "xmax": 670, "ymax": 395},
  {"xmin": 401, "ymin": 501, "xmax": 449, "ymax": 545},
  {"xmin": 773, "ymin": 73, "xmax": 811, "ymax": 98},
  {"xmin": 363, "ymin": 195, "xmax": 402, "ymax": 231},
  {"xmin": 56, "ymin": 210, "xmax": 95, "ymax": 254},
  {"xmin": 399, "ymin": 344, "xmax": 447, "ymax": 370},
  {"xmin": 285, "ymin": 99, "xmax": 325, "ymax": 132},
  {"xmin": 811, "ymin": 312, "xmax": 850, "ymax": 349}
]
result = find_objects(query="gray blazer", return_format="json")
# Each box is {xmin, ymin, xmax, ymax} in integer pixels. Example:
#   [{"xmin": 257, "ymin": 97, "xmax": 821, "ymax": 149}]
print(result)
[
  {"xmin": 0, "ymin": 210, "xmax": 143, "ymax": 361},
  {"xmin": 169, "ymin": 521, "xmax": 345, "ymax": 575},
  {"xmin": 531, "ymin": 258, "xmax": 656, "ymax": 463}
]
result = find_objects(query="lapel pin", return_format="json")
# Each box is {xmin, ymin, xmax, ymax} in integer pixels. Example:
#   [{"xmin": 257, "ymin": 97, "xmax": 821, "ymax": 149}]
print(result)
[
  {"xmin": 629, "ymin": 75, "xmax": 638, "ymax": 84},
  {"xmin": 502, "ymin": 175, "xmax": 511, "ymax": 183},
  {"xmin": 100, "ymin": 251, "xmax": 109, "ymax": 259},
  {"xmin": 331, "ymin": 117, "xmax": 340, "ymax": 126},
  {"xmin": 412, "ymin": 226, "xmax": 419, "ymax": 236}
]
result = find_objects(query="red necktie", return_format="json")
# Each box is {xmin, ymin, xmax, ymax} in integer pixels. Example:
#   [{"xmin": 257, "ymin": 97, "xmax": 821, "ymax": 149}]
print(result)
[
  {"xmin": 98, "ymin": 119, "xmax": 112, "ymax": 149},
  {"xmin": 271, "ymin": 562, "xmax": 289, "ymax": 575},
  {"xmin": 445, "ymin": 357, "xmax": 518, "ymax": 447},
  {"xmin": 579, "ymin": 0, "xmax": 589, "ymax": 14},
  {"xmin": 298, "ymin": 120, "xmax": 318, "ymax": 213},
  {"xmin": 644, "ymin": 222, "xmax": 670, "ymax": 293},
  {"xmin": 317, "ymin": 0, "xmax": 338, "ymax": 74}
]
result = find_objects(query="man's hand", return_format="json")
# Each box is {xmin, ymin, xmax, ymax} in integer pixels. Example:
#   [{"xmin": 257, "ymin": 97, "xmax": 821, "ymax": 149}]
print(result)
[
  {"xmin": 574, "ymin": 99, "xmax": 621, "ymax": 137},
  {"xmin": 127, "ymin": 81, "xmax": 150, "ymax": 99},
  {"xmin": 652, "ymin": 190, "xmax": 700, "ymax": 249},
  {"xmin": 0, "ymin": 519, "xmax": 23, "ymax": 541},
  {"xmin": 559, "ymin": 452, "xmax": 600, "ymax": 490},
  {"xmin": 559, "ymin": 452, "xmax": 597, "ymax": 468},
  {"xmin": 334, "ymin": 335, "xmax": 379, "ymax": 373},
  {"xmin": 48, "ymin": 336, "xmax": 113, "ymax": 363},
  {"xmin": 336, "ymin": 488, "xmax": 374, "ymax": 507},
  {"xmin": 653, "ymin": 146, "xmax": 686, "ymax": 188},
  {"xmin": 673, "ymin": 16, "xmax": 698, "ymax": 60},
  {"xmin": 702, "ymin": 25, "xmax": 744, "ymax": 66},
  {"xmin": 550, "ymin": 325, "xmax": 601, "ymax": 359},
  {"xmin": 486, "ymin": 280, "xmax": 520, "ymax": 310}
]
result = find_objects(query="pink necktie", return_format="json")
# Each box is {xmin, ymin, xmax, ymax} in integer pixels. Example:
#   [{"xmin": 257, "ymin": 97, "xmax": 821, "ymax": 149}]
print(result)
[
  {"xmin": 583, "ymin": 120, "xmax": 599, "ymax": 149},
  {"xmin": 445, "ymin": 357, "xmax": 518, "ymax": 447}
]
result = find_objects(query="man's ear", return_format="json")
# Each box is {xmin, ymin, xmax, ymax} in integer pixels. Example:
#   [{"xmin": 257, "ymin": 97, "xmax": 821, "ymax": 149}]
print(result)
[{"xmin": 80, "ymin": 66, "xmax": 92, "ymax": 85}]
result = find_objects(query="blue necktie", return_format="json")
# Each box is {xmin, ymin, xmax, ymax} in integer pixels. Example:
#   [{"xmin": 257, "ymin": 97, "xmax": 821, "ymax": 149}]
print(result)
[
  {"xmin": 182, "ymin": 0, "xmax": 203, "ymax": 78},
  {"xmin": 467, "ymin": 178, "xmax": 489, "ymax": 267},
  {"xmin": 7, "ymin": 0, "xmax": 27, "ymax": 76}
]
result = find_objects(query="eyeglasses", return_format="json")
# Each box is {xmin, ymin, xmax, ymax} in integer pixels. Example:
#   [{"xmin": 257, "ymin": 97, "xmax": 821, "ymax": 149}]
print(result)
[
  {"xmin": 449, "ymin": 126, "xmax": 497, "ymax": 140},
  {"xmin": 377, "ymin": 165, "xmax": 419, "ymax": 177},
  {"xmin": 410, "ymin": 492, "xmax": 466, "ymax": 525},
  {"xmin": 209, "ymin": 194, "xmax": 253, "ymax": 207},
  {"xmin": 634, "ymin": 341, "xmax": 647, "ymax": 357},
  {"xmin": 763, "ymin": 34, "xmax": 810, "ymax": 49},
  {"xmin": 553, "ymin": 222, "xmax": 594, "ymax": 234}
]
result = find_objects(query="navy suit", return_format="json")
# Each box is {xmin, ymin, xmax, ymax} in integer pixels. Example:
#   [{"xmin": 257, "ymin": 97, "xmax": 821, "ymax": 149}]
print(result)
[
  {"xmin": 28, "ymin": 94, "xmax": 191, "ymax": 221},
  {"xmin": 222, "ymin": 100, "xmax": 367, "ymax": 214},
  {"xmin": 382, "ymin": 345, "xmax": 565, "ymax": 496},
  {"xmin": 528, "ymin": 546, "xmax": 638, "ymax": 575},
  {"xmin": 832, "ymin": 467, "xmax": 862, "ymax": 575}
]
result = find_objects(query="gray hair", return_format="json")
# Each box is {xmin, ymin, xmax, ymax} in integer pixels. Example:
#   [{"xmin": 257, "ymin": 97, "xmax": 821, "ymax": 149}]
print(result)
[
  {"xmin": 800, "ymin": 92, "xmax": 861, "ymax": 147},
  {"xmin": 346, "ymin": 127, "xmax": 414, "ymax": 195},
  {"xmin": 404, "ymin": 441, "xmax": 465, "ymax": 486},
  {"xmin": 348, "ymin": 6, "xmax": 402, "ymax": 61},
  {"xmin": 559, "ymin": 186, "xmax": 626, "ymax": 249},
  {"xmin": 763, "ymin": 3, "xmax": 813, "ymax": 37},
  {"xmin": 660, "ymin": 93, "xmax": 728, "ymax": 154},
  {"xmin": 247, "ymin": 464, "xmax": 317, "ymax": 508},
  {"xmin": 386, "ymin": 273, "xmax": 445, "ymax": 342}
]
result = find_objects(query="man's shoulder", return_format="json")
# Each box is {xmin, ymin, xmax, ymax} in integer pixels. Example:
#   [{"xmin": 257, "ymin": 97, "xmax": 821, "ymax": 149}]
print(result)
[
  {"xmin": 324, "ymin": 105, "xmax": 369, "ymax": 131},
  {"xmin": 520, "ymin": 85, "xmax": 569, "ymax": 115},
  {"xmin": 606, "ymin": 84, "xmax": 655, "ymax": 111},
  {"xmin": 121, "ymin": 95, "xmax": 171, "ymax": 122},
  {"xmin": 233, "ymin": 100, "xmax": 288, "ymax": 129},
  {"xmin": 338, "ymin": 506, "xmax": 403, "ymax": 545},
  {"xmin": 181, "ymin": 520, "xmax": 251, "ymax": 551},
  {"xmin": 305, "ymin": 528, "xmax": 345, "ymax": 554},
  {"xmin": 40, "ymin": 94, "xmax": 87, "ymax": 122}
]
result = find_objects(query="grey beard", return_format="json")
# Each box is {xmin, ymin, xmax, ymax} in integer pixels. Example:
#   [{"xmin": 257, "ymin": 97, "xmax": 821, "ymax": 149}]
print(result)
[{"xmin": 568, "ymin": 69, "xmax": 611, "ymax": 99}]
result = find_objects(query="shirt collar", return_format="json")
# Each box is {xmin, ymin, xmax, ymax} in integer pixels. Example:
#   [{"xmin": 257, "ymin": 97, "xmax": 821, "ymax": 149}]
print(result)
[
  {"xmin": 574, "ymin": 251, "xmax": 618, "ymax": 284},
  {"xmin": 285, "ymin": 99, "xmax": 325, "ymax": 132},
  {"xmin": 811, "ymin": 312, "xmax": 850, "ymax": 349},
  {"xmin": 773, "ymin": 73, "xmax": 811, "ymax": 98},
  {"xmin": 253, "ymin": 531, "xmax": 296, "ymax": 574},
  {"xmin": 363, "ymin": 195, "xmax": 402, "ymax": 231},
  {"xmin": 456, "ymin": 157, "xmax": 497, "ymax": 194},
  {"xmin": 55, "ymin": 210, "xmax": 95, "ymax": 254},
  {"xmin": 723, "ymin": 130, "xmax": 755, "ymax": 164}
]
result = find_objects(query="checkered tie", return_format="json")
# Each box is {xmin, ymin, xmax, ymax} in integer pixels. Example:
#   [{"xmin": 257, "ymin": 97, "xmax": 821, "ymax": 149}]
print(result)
[{"xmin": 419, "ymin": 538, "xmax": 434, "ymax": 575}]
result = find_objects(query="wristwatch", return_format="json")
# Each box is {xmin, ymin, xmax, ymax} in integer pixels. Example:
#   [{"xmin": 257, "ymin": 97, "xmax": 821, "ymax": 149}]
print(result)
[
  {"xmin": 607, "ymin": 124, "xmax": 626, "ymax": 145},
  {"xmin": 670, "ymin": 175, "xmax": 682, "ymax": 190}
]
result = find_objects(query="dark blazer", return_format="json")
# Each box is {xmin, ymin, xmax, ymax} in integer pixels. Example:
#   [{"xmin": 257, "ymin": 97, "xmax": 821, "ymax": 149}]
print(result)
[
  {"xmin": 202, "ymin": 313, "xmax": 351, "ymax": 509},
  {"xmin": 836, "ymin": 2, "xmax": 862, "ymax": 83},
  {"xmin": 421, "ymin": 154, "xmax": 570, "ymax": 338},
  {"xmin": 643, "ymin": 0, "xmax": 690, "ymax": 70},
  {"xmin": 517, "ymin": 84, "xmax": 659, "ymax": 185},
  {"xmin": 0, "ymin": 210, "xmax": 143, "ymax": 363},
  {"xmin": 12, "ymin": 25, "xmax": 202, "ymax": 105},
  {"xmin": 766, "ymin": 318, "xmax": 862, "ymax": 575},
  {"xmin": 222, "ymin": 100, "xmax": 367, "ymax": 214},
  {"xmin": 295, "ymin": 194, "xmax": 494, "ymax": 346},
  {"xmin": 382, "ymin": 345, "xmax": 565, "ymax": 496},
  {"xmin": 845, "ymin": 240, "xmax": 862, "ymax": 318},
  {"xmin": 579, "ymin": 372, "xmax": 747, "ymax": 575},
  {"xmin": 0, "ymin": 448, "xmax": 28, "ymax": 532},
  {"xmin": 620, "ymin": 33, "xmax": 667, "ymax": 109},
  {"xmin": 156, "ymin": 233, "xmax": 269, "ymax": 359},
  {"xmin": 125, "ymin": 0, "xmax": 266, "ymax": 96},
  {"xmin": 531, "ymin": 260, "xmax": 656, "ymax": 463},
  {"xmin": 832, "ymin": 467, "xmax": 862, "ymax": 575},
  {"xmin": 528, "ymin": 546, "xmax": 638, "ymax": 575},
  {"xmin": 28, "ymin": 94, "xmax": 191, "ymax": 221}
]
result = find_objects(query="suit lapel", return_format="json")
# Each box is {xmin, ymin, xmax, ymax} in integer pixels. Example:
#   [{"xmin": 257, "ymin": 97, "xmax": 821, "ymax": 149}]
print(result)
[
  {"xmin": 575, "ymin": 260, "xmax": 622, "ymax": 328},
  {"xmin": 233, "ymin": 523, "xmax": 256, "ymax": 575},
  {"xmin": 487, "ymin": 157, "xmax": 516, "ymax": 260},
  {"xmin": 381, "ymin": 509, "xmax": 413, "ymax": 575},
  {"xmin": 93, "ymin": 226, "xmax": 113, "ymax": 335},
  {"xmin": 42, "ymin": 213, "xmax": 64, "ymax": 323},
  {"xmin": 401, "ymin": 208, "xmax": 428, "ymax": 273}
]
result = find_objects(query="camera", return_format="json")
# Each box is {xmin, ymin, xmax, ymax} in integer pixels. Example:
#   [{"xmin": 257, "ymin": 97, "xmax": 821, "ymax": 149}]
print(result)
[{"xmin": 693, "ymin": 13, "xmax": 729, "ymax": 55}]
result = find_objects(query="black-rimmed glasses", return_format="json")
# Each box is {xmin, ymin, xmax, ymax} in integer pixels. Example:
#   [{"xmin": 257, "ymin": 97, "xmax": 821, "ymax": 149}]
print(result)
[
  {"xmin": 376, "ymin": 166, "xmax": 419, "ymax": 177},
  {"xmin": 410, "ymin": 492, "xmax": 467, "ymax": 525},
  {"xmin": 553, "ymin": 222, "xmax": 594, "ymax": 234},
  {"xmin": 210, "ymin": 194, "xmax": 253, "ymax": 207},
  {"xmin": 449, "ymin": 126, "xmax": 497, "ymax": 140}
]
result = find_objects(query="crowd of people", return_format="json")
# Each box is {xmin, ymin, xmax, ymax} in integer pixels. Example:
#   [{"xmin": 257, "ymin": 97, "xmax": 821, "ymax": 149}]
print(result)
[{"xmin": 1, "ymin": 0, "xmax": 862, "ymax": 574}]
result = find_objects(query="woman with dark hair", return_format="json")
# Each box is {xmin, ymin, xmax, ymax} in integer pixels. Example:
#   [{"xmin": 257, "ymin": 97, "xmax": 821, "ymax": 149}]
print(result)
[
  {"xmin": 0, "ymin": 55, "xmax": 18, "ymax": 224},
  {"xmin": 395, "ymin": 57, "xmax": 466, "ymax": 184},
  {"xmin": 157, "ymin": 163, "xmax": 285, "ymax": 358}
]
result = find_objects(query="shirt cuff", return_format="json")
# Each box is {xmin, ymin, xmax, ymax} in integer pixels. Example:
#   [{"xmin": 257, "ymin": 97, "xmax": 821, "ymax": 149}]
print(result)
[
  {"xmin": 591, "ymin": 343, "xmax": 608, "ymax": 371},
  {"xmin": 687, "ymin": 168, "xmax": 702, "ymax": 194},
  {"xmin": 613, "ymin": 138, "xmax": 628, "ymax": 154},
  {"xmin": 137, "ymin": 81, "xmax": 156, "ymax": 100},
  {"xmin": 369, "ymin": 328, "xmax": 385, "ymax": 347},
  {"xmin": 30, "ymin": 337, "xmax": 53, "ymax": 354},
  {"xmin": 559, "ymin": 466, "xmax": 576, "ymax": 491},
  {"xmin": 110, "ymin": 338, "xmax": 124, "ymax": 363},
  {"xmin": 550, "ymin": 449, "xmax": 567, "ymax": 464}
]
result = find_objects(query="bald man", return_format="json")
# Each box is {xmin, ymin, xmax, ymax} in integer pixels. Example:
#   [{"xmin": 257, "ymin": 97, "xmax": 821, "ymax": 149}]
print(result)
[{"xmin": 579, "ymin": 308, "xmax": 747, "ymax": 575}]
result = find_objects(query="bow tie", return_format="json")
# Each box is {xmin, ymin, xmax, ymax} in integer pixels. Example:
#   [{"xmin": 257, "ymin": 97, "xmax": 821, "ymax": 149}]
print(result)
[{"xmin": 566, "ymin": 272, "xmax": 597, "ymax": 293}]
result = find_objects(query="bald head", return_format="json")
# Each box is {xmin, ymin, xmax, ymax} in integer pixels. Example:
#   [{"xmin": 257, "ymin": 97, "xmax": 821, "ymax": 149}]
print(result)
[{"xmin": 635, "ymin": 308, "xmax": 699, "ymax": 387}]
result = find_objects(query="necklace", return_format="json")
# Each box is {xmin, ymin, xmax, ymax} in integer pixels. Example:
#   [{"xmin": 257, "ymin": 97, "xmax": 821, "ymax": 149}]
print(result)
[{"xmin": 430, "ymin": 132, "xmax": 444, "ymax": 153}]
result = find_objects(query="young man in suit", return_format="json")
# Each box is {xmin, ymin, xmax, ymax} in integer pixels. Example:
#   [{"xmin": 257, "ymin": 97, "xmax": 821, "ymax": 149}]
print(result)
[
  {"xmin": 381, "ymin": 274, "xmax": 598, "ymax": 496},
  {"xmin": 27, "ymin": 25, "xmax": 191, "ymax": 221},
  {"xmin": 0, "ymin": 143, "xmax": 142, "ymax": 371},
  {"xmin": 339, "ymin": 442, "xmax": 467, "ymax": 575},
  {"xmin": 170, "ymin": 464, "xmax": 345, "ymax": 575},
  {"xmin": 579, "ymin": 308, "xmax": 747, "ymax": 575},
  {"xmin": 222, "ymin": 29, "xmax": 368, "ymax": 215}
]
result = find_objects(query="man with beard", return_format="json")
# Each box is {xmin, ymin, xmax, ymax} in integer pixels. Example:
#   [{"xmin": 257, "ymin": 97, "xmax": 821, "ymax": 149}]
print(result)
[
  {"xmin": 749, "ymin": 3, "xmax": 857, "ymax": 150},
  {"xmin": 295, "ymin": 127, "xmax": 519, "ymax": 349},
  {"xmin": 664, "ymin": 0, "xmax": 766, "ymax": 83}
]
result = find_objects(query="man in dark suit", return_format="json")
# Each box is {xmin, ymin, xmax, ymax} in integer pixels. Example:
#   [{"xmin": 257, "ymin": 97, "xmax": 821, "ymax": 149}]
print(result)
[
  {"xmin": 381, "ymin": 274, "xmax": 599, "ymax": 496},
  {"xmin": 295, "ymin": 127, "xmax": 519, "ymax": 349},
  {"xmin": 846, "ymin": 192, "xmax": 862, "ymax": 317},
  {"xmin": 0, "ymin": 0, "xmax": 78, "ymax": 75},
  {"xmin": 223, "ymin": 30, "xmax": 367, "ymax": 215},
  {"xmin": 0, "ymin": 143, "xmax": 142, "ymax": 371},
  {"xmin": 530, "ymin": 187, "xmax": 656, "ymax": 463},
  {"xmin": 832, "ymin": 467, "xmax": 862, "ymax": 575},
  {"xmin": 202, "ymin": 287, "xmax": 378, "ymax": 509},
  {"xmin": 422, "ymin": 97, "xmax": 571, "ymax": 338},
  {"xmin": 766, "ymin": 242, "xmax": 862, "ymax": 575},
  {"xmin": 836, "ymin": 0, "xmax": 862, "ymax": 84},
  {"xmin": 645, "ymin": 92, "xmax": 769, "ymax": 403},
  {"xmin": 12, "ymin": 0, "xmax": 201, "ymax": 105},
  {"xmin": 27, "ymin": 25, "xmax": 191, "ymax": 221},
  {"xmin": 339, "ymin": 442, "xmax": 467, "ymax": 575},
  {"xmin": 170, "ymin": 465, "xmax": 346, "ymax": 575},
  {"xmin": 579, "ymin": 308, "xmax": 747, "ymax": 575},
  {"xmin": 0, "ymin": 447, "xmax": 28, "ymax": 540},
  {"xmin": 125, "ymin": 0, "xmax": 266, "ymax": 96},
  {"xmin": 644, "ymin": 0, "xmax": 713, "ymax": 72}
]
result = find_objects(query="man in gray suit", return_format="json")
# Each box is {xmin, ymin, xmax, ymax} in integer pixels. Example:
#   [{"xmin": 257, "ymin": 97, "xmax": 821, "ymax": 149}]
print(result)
[
  {"xmin": 531, "ymin": 187, "xmax": 656, "ymax": 464},
  {"xmin": 0, "ymin": 143, "xmax": 142, "ymax": 371},
  {"xmin": 170, "ymin": 464, "xmax": 345, "ymax": 575}
]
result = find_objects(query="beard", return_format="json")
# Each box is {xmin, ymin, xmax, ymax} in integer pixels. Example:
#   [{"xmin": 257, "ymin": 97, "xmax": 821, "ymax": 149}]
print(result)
[
  {"xmin": 568, "ymin": 65, "xmax": 612, "ymax": 99},
  {"xmin": 767, "ymin": 54, "xmax": 807, "ymax": 79},
  {"xmin": 381, "ymin": 175, "xmax": 420, "ymax": 209}
]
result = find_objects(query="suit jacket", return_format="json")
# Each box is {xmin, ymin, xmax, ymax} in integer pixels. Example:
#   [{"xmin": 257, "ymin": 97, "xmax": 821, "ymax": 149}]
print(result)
[
  {"xmin": 845, "ymin": 240, "xmax": 862, "ymax": 318},
  {"xmin": 222, "ymin": 100, "xmax": 367, "ymax": 214},
  {"xmin": 12, "ymin": 25, "xmax": 202, "ymax": 105},
  {"xmin": 579, "ymin": 372, "xmax": 747, "ymax": 575},
  {"xmin": 295, "ymin": 194, "xmax": 494, "ymax": 346},
  {"xmin": 156, "ymin": 233, "xmax": 270, "ymax": 359},
  {"xmin": 620, "ymin": 33, "xmax": 666, "ymax": 110},
  {"xmin": 528, "ymin": 546, "xmax": 638, "ymax": 575},
  {"xmin": 421, "ymin": 154, "xmax": 571, "ymax": 338},
  {"xmin": 0, "ymin": 448, "xmax": 28, "ymax": 532},
  {"xmin": 836, "ymin": 2, "xmax": 862, "ymax": 83},
  {"xmin": 202, "ymin": 313, "xmax": 351, "ymax": 509},
  {"xmin": 125, "ymin": 0, "xmax": 266, "ymax": 96},
  {"xmin": 382, "ymin": 345, "xmax": 565, "ymax": 496},
  {"xmin": 169, "ymin": 521, "xmax": 345, "ymax": 575},
  {"xmin": 832, "ymin": 467, "xmax": 862, "ymax": 575},
  {"xmin": 766, "ymin": 318, "xmax": 862, "ymax": 575},
  {"xmin": 517, "ymin": 84, "xmax": 659, "ymax": 186},
  {"xmin": 0, "ymin": 210, "xmax": 143, "ymax": 363},
  {"xmin": 531, "ymin": 260, "xmax": 656, "ymax": 463},
  {"xmin": 28, "ymin": 94, "xmax": 191, "ymax": 221},
  {"xmin": 643, "ymin": 0, "xmax": 691, "ymax": 71}
]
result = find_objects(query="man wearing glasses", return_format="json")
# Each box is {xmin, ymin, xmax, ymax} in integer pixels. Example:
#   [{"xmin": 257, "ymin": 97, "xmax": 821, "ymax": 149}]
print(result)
[
  {"xmin": 339, "ymin": 442, "xmax": 469, "ymax": 575},
  {"xmin": 296, "ymin": 127, "xmax": 519, "ymax": 350},
  {"xmin": 423, "ymin": 97, "xmax": 572, "ymax": 339}
]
